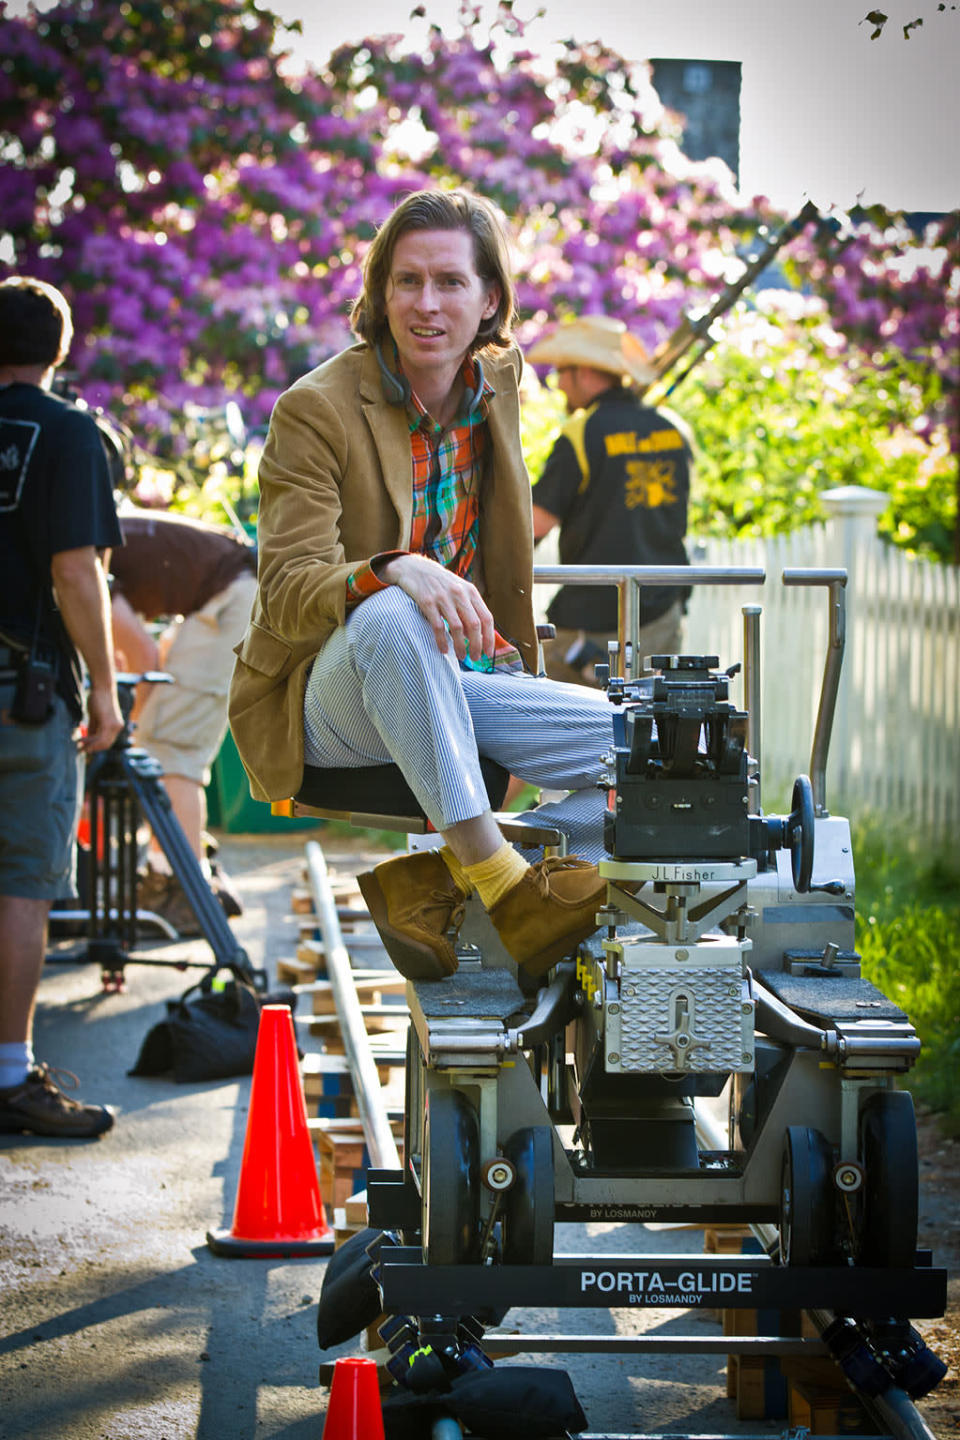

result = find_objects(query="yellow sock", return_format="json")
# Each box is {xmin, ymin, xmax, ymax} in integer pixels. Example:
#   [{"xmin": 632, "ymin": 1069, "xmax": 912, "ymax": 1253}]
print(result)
[
  {"xmin": 465, "ymin": 842, "xmax": 529, "ymax": 910},
  {"xmin": 439, "ymin": 846, "xmax": 472, "ymax": 893}
]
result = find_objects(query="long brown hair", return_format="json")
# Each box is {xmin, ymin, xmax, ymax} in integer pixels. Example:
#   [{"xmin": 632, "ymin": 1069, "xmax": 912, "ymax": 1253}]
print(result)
[{"xmin": 350, "ymin": 189, "xmax": 516, "ymax": 353}]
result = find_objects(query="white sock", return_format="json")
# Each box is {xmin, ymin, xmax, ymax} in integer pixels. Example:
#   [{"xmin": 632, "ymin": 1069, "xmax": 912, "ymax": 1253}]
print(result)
[{"xmin": 0, "ymin": 1041, "xmax": 33, "ymax": 1090}]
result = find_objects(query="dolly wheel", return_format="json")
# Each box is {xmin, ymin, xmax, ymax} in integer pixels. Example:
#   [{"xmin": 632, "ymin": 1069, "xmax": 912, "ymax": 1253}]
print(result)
[
  {"xmin": 422, "ymin": 1088, "xmax": 481, "ymax": 1265},
  {"xmin": 856, "ymin": 1090, "xmax": 919, "ymax": 1268},
  {"xmin": 779, "ymin": 1125, "xmax": 839, "ymax": 1265},
  {"xmin": 500, "ymin": 1126, "xmax": 555, "ymax": 1266}
]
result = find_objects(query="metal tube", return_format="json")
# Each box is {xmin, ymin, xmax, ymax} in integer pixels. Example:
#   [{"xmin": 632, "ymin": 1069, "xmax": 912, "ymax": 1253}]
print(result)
[
  {"xmin": 782, "ymin": 569, "xmax": 847, "ymax": 816},
  {"xmin": 534, "ymin": 564, "xmax": 765, "ymax": 587},
  {"xmin": 628, "ymin": 577, "xmax": 641, "ymax": 678},
  {"xmin": 304, "ymin": 840, "xmax": 401, "ymax": 1172},
  {"xmin": 742, "ymin": 606, "xmax": 762, "ymax": 814}
]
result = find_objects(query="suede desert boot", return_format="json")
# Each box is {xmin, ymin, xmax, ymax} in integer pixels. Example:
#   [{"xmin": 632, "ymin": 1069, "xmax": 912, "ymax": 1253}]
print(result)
[
  {"xmin": 358, "ymin": 850, "xmax": 468, "ymax": 980},
  {"xmin": 488, "ymin": 856, "xmax": 606, "ymax": 980}
]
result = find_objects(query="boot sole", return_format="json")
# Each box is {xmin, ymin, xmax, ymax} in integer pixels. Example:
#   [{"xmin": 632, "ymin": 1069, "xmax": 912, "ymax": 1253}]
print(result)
[{"xmin": 357, "ymin": 870, "xmax": 458, "ymax": 981}]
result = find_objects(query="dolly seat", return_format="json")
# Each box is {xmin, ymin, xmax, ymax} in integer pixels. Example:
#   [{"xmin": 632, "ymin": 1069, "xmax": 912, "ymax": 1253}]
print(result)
[
  {"xmin": 286, "ymin": 758, "xmax": 565, "ymax": 852},
  {"xmin": 292, "ymin": 757, "xmax": 509, "ymax": 829}
]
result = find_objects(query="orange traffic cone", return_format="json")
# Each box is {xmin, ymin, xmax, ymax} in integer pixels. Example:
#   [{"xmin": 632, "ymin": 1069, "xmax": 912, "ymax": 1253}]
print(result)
[
  {"xmin": 322, "ymin": 1357, "xmax": 385, "ymax": 1440},
  {"xmin": 207, "ymin": 1004, "xmax": 336, "ymax": 1256}
]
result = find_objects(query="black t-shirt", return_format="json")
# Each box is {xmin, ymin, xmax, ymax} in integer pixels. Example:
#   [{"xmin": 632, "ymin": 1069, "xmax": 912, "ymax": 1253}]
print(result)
[
  {"xmin": 533, "ymin": 387, "xmax": 691, "ymax": 631},
  {"xmin": 0, "ymin": 382, "xmax": 123, "ymax": 719}
]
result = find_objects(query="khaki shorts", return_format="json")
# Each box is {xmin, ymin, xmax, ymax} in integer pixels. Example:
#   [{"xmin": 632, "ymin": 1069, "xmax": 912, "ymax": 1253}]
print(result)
[
  {"xmin": 134, "ymin": 572, "xmax": 257, "ymax": 785},
  {"xmin": 0, "ymin": 686, "xmax": 83, "ymax": 899}
]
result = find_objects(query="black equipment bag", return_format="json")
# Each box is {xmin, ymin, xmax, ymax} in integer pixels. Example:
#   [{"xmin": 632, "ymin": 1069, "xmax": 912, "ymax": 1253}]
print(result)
[
  {"xmin": 381, "ymin": 1365, "xmax": 587, "ymax": 1438},
  {"xmin": 129, "ymin": 974, "xmax": 296, "ymax": 1083},
  {"xmin": 316, "ymin": 1226, "xmax": 389, "ymax": 1349}
]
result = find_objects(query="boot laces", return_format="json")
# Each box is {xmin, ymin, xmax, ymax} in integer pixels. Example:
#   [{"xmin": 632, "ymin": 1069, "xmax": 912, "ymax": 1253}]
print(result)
[
  {"xmin": 531, "ymin": 855, "xmax": 592, "ymax": 897},
  {"xmin": 423, "ymin": 888, "xmax": 466, "ymax": 935}
]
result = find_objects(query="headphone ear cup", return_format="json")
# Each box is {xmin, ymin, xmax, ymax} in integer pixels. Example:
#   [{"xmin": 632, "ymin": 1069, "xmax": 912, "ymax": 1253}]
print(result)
[
  {"xmin": 385, "ymin": 369, "xmax": 410, "ymax": 406},
  {"xmin": 375, "ymin": 343, "xmax": 410, "ymax": 406},
  {"xmin": 467, "ymin": 358, "xmax": 485, "ymax": 414}
]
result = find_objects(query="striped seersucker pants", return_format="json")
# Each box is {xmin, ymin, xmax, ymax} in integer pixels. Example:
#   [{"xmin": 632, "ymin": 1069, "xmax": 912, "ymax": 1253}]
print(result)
[{"xmin": 303, "ymin": 587, "xmax": 614, "ymax": 860}]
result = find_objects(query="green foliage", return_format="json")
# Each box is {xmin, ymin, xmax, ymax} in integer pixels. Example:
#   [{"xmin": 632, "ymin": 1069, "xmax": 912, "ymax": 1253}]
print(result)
[
  {"xmin": 676, "ymin": 298, "xmax": 956, "ymax": 560},
  {"xmin": 853, "ymin": 817, "xmax": 960, "ymax": 1130},
  {"xmin": 521, "ymin": 377, "xmax": 566, "ymax": 486}
]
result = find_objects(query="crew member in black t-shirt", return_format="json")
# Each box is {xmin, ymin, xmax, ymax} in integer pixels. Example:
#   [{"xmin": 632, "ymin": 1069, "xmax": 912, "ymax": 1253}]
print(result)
[
  {"xmin": 0, "ymin": 276, "xmax": 123, "ymax": 1139},
  {"xmin": 527, "ymin": 315, "xmax": 694, "ymax": 685}
]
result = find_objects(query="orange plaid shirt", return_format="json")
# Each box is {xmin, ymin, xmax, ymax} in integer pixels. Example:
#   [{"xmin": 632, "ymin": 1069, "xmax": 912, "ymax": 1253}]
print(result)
[{"xmin": 346, "ymin": 361, "xmax": 522, "ymax": 672}]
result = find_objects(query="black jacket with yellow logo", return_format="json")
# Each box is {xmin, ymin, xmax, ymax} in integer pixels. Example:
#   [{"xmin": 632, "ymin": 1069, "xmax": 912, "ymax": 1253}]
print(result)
[{"xmin": 533, "ymin": 385, "xmax": 692, "ymax": 630}]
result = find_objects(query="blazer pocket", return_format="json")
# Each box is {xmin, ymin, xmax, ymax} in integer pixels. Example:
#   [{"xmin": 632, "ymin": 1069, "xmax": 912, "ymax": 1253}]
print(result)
[{"xmin": 234, "ymin": 621, "xmax": 293, "ymax": 677}]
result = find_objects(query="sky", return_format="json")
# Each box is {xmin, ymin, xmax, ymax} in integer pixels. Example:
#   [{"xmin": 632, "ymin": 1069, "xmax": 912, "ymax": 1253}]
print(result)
[
  {"xmin": 269, "ymin": 0, "xmax": 960, "ymax": 214},
  {"xmin": 5, "ymin": 0, "xmax": 958, "ymax": 212}
]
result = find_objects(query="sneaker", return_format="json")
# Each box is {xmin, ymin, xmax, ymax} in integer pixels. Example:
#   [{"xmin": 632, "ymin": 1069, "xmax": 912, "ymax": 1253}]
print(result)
[
  {"xmin": 0, "ymin": 1065, "xmax": 115, "ymax": 1138},
  {"xmin": 357, "ymin": 850, "xmax": 468, "ymax": 980}
]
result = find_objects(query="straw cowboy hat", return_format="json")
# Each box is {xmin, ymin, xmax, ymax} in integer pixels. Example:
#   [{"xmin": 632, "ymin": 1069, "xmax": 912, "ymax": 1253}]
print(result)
[{"xmin": 526, "ymin": 314, "xmax": 657, "ymax": 388}]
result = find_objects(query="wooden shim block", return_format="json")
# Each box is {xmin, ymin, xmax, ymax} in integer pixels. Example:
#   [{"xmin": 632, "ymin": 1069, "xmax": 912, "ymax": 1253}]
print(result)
[
  {"xmin": 344, "ymin": 1190, "xmax": 369, "ymax": 1228},
  {"xmin": 297, "ymin": 938, "xmax": 326, "ymax": 964},
  {"xmin": 301, "ymin": 1052, "xmax": 351, "ymax": 1078},
  {"xmin": 305, "ymin": 980, "xmax": 407, "ymax": 1015},
  {"xmin": 312, "ymin": 1125, "xmax": 370, "ymax": 1211},
  {"xmin": 276, "ymin": 955, "xmax": 320, "ymax": 986},
  {"xmin": 305, "ymin": 1012, "xmax": 408, "ymax": 1039},
  {"xmin": 290, "ymin": 885, "xmax": 315, "ymax": 914},
  {"xmin": 705, "ymin": 1223, "xmax": 754, "ymax": 1255},
  {"xmin": 786, "ymin": 1363, "xmax": 880, "ymax": 1436}
]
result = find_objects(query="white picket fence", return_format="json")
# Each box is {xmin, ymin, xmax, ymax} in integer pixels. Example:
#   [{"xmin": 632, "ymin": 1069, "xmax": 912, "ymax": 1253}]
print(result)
[{"xmin": 684, "ymin": 489, "xmax": 960, "ymax": 838}]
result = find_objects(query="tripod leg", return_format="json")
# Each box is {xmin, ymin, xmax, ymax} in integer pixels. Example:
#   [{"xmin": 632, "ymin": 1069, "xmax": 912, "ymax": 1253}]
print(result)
[{"xmin": 123, "ymin": 757, "xmax": 258, "ymax": 985}]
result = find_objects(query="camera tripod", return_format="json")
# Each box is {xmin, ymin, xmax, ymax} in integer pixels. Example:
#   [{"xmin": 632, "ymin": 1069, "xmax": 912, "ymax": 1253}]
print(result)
[{"xmin": 49, "ymin": 673, "xmax": 263, "ymax": 992}]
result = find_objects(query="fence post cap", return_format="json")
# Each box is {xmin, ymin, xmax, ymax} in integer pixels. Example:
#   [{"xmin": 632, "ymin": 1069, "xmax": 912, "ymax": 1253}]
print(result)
[{"xmin": 821, "ymin": 485, "xmax": 888, "ymax": 517}]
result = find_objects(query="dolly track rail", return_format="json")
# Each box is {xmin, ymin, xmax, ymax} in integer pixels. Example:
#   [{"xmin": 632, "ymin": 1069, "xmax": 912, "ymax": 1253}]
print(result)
[{"xmin": 304, "ymin": 838, "xmax": 400, "ymax": 1173}]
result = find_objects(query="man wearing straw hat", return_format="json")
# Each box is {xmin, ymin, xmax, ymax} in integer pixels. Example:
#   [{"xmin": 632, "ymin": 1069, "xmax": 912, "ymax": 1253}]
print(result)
[{"xmin": 526, "ymin": 315, "xmax": 694, "ymax": 685}]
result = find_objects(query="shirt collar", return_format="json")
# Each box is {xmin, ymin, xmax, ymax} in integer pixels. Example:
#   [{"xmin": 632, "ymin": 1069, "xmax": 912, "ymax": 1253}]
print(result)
[{"xmin": 407, "ymin": 358, "xmax": 496, "ymax": 434}]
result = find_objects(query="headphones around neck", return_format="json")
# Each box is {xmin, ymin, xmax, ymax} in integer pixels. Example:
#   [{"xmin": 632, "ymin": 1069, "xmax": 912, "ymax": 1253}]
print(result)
[{"xmin": 375, "ymin": 341, "xmax": 485, "ymax": 417}]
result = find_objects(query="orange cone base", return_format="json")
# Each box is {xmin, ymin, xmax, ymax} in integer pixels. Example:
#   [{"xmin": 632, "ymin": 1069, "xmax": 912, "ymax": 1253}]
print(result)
[{"xmin": 205, "ymin": 1226, "xmax": 334, "ymax": 1258}]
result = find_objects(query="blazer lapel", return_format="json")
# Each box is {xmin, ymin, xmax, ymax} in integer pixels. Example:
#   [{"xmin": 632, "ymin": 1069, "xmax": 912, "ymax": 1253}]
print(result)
[{"xmin": 359, "ymin": 350, "xmax": 413, "ymax": 542}]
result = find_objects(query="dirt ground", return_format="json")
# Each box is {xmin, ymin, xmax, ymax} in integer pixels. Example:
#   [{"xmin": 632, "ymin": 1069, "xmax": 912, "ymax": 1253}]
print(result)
[{"xmin": 914, "ymin": 1112, "xmax": 960, "ymax": 1433}]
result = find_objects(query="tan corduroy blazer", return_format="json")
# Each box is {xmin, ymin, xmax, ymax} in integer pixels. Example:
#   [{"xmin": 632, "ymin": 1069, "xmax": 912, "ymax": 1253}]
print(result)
[{"xmin": 228, "ymin": 342, "xmax": 538, "ymax": 802}]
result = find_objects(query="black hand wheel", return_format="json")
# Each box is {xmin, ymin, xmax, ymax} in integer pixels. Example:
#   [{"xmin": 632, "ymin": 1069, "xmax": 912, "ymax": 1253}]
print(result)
[
  {"xmin": 422, "ymin": 1087, "xmax": 481, "ymax": 1265},
  {"xmin": 787, "ymin": 774, "xmax": 815, "ymax": 893}
]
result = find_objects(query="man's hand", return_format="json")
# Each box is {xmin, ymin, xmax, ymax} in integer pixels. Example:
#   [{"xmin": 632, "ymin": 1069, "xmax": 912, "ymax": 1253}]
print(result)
[
  {"xmin": 381, "ymin": 553, "xmax": 496, "ymax": 664},
  {"xmin": 82, "ymin": 684, "xmax": 124, "ymax": 753}
]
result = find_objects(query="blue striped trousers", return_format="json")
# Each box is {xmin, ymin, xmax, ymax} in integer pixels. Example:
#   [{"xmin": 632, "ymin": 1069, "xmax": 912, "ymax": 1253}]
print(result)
[{"xmin": 302, "ymin": 588, "xmax": 614, "ymax": 859}]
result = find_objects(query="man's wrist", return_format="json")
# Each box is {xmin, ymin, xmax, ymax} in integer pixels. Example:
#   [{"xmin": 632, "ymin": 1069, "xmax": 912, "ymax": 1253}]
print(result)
[{"xmin": 372, "ymin": 550, "xmax": 409, "ymax": 583}]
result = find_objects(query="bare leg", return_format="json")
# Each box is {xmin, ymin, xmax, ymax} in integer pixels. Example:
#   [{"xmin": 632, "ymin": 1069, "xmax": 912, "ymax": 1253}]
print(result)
[
  {"xmin": 148, "ymin": 773, "xmax": 207, "ymax": 871},
  {"xmin": 442, "ymin": 811, "xmax": 502, "ymax": 866},
  {"xmin": 0, "ymin": 895, "xmax": 50, "ymax": 1045}
]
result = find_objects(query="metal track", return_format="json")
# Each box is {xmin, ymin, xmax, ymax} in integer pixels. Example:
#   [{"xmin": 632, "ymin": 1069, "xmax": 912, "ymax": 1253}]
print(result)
[{"xmin": 303, "ymin": 839, "xmax": 400, "ymax": 1171}]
